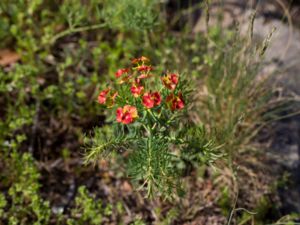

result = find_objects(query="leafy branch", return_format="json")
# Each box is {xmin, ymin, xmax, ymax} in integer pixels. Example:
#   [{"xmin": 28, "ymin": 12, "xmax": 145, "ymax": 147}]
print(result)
[{"xmin": 84, "ymin": 125, "xmax": 133, "ymax": 165}]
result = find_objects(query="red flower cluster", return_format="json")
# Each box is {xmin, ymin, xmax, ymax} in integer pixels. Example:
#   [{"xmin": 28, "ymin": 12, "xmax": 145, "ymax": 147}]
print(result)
[
  {"xmin": 166, "ymin": 93, "xmax": 185, "ymax": 111},
  {"xmin": 97, "ymin": 57, "xmax": 185, "ymax": 125},
  {"xmin": 142, "ymin": 92, "xmax": 161, "ymax": 109},
  {"xmin": 115, "ymin": 68, "xmax": 129, "ymax": 78},
  {"xmin": 161, "ymin": 73, "xmax": 178, "ymax": 90},
  {"xmin": 98, "ymin": 88, "xmax": 118, "ymax": 108},
  {"xmin": 98, "ymin": 89, "xmax": 110, "ymax": 104},
  {"xmin": 131, "ymin": 83, "xmax": 144, "ymax": 98},
  {"xmin": 137, "ymin": 65, "xmax": 153, "ymax": 72},
  {"xmin": 116, "ymin": 105, "xmax": 138, "ymax": 124},
  {"xmin": 161, "ymin": 73, "xmax": 184, "ymax": 110}
]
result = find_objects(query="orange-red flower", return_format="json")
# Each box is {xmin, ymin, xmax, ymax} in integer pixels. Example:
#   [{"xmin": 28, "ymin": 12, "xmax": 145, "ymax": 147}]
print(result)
[
  {"xmin": 142, "ymin": 92, "xmax": 161, "ymax": 109},
  {"xmin": 115, "ymin": 68, "xmax": 130, "ymax": 78},
  {"xmin": 130, "ymin": 83, "xmax": 144, "ymax": 98},
  {"xmin": 137, "ymin": 65, "xmax": 153, "ymax": 72},
  {"xmin": 98, "ymin": 88, "xmax": 118, "ymax": 107},
  {"xmin": 166, "ymin": 92, "xmax": 185, "ymax": 111},
  {"xmin": 131, "ymin": 56, "xmax": 149, "ymax": 64},
  {"xmin": 137, "ymin": 73, "xmax": 152, "ymax": 83},
  {"xmin": 116, "ymin": 105, "xmax": 138, "ymax": 124},
  {"xmin": 161, "ymin": 73, "xmax": 178, "ymax": 90},
  {"xmin": 98, "ymin": 89, "xmax": 110, "ymax": 104}
]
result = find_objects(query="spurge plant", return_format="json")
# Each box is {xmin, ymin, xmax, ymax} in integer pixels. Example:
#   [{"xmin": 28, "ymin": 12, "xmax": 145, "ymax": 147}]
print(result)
[{"xmin": 85, "ymin": 56, "xmax": 218, "ymax": 198}]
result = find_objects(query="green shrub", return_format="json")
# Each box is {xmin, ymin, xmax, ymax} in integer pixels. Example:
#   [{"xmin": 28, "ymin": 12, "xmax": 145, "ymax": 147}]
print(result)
[
  {"xmin": 1, "ymin": 152, "xmax": 51, "ymax": 225},
  {"xmin": 67, "ymin": 186, "xmax": 113, "ymax": 225}
]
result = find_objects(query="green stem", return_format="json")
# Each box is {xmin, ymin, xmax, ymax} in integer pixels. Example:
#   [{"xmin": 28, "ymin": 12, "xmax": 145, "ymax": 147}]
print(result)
[
  {"xmin": 146, "ymin": 125, "xmax": 153, "ymax": 197},
  {"xmin": 50, "ymin": 22, "xmax": 107, "ymax": 44},
  {"xmin": 147, "ymin": 109, "xmax": 160, "ymax": 125},
  {"xmin": 142, "ymin": 124, "xmax": 150, "ymax": 135}
]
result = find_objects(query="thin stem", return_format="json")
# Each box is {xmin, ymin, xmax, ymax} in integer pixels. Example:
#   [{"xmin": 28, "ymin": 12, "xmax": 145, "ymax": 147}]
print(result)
[
  {"xmin": 227, "ymin": 189, "xmax": 239, "ymax": 225},
  {"xmin": 147, "ymin": 109, "xmax": 160, "ymax": 125},
  {"xmin": 234, "ymin": 208, "xmax": 257, "ymax": 215},
  {"xmin": 50, "ymin": 22, "xmax": 107, "ymax": 44},
  {"xmin": 146, "ymin": 124, "xmax": 153, "ymax": 198},
  {"xmin": 142, "ymin": 124, "xmax": 150, "ymax": 134}
]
